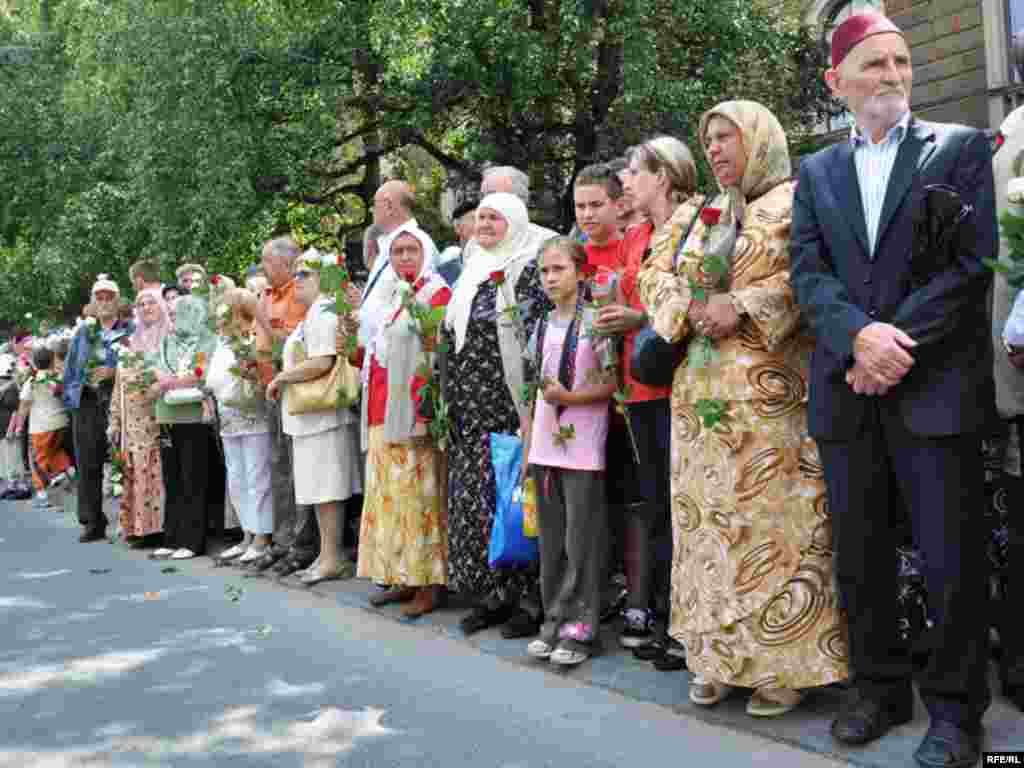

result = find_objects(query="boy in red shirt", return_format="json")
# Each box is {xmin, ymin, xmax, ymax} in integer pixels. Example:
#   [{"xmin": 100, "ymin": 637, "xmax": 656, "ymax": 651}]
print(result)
[{"xmin": 575, "ymin": 165, "xmax": 626, "ymax": 272}]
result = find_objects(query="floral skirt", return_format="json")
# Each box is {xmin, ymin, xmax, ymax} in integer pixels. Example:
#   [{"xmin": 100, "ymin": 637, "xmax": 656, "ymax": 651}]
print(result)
[
  {"xmin": 357, "ymin": 426, "xmax": 447, "ymax": 587},
  {"xmin": 119, "ymin": 444, "xmax": 164, "ymax": 538}
]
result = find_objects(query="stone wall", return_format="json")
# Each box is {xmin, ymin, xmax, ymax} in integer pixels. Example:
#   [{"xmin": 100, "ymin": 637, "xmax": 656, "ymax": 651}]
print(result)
[{"xmin": 888, "ymin": 0, "xmax": 990, "ymax": 126}]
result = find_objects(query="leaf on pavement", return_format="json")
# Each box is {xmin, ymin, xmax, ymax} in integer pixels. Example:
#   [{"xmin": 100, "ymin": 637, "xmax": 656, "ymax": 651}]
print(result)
[
  {"xmin": 88, "ymin": 568, "xmax": 112, "ymax": 575},
  {"xmin": 160, "ymin": 566, "xmax": 179, "ymax": 574},
  {"xmin": 255, "ymin": 624, "xmax": 273, "ymax": 637}
]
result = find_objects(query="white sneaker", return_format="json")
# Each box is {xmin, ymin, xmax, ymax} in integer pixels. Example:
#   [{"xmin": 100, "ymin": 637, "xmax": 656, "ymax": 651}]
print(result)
[
  {"xmin": 170, "ymin": 548, "xmax": 196, "ymax": 560},
  {"xmin": 237, "ymin": 547, "xmax": 266, "ymax": 564},
  {"xmin": 217, "ymin": 544, "xmax": 247, "ymax": 561},
  {"xmin": 527, "ymin": 639, "xmax": 555, "ymax": 659},
  {"xmin": 152, "ymin": 548, "xmax": 175, "ymax": 558}
]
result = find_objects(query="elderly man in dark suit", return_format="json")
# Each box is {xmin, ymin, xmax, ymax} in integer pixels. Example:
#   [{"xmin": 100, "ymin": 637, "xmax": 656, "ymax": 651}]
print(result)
[{"xmin": 790, "ymin": 12, "xmax": 997, "ymax": 768}]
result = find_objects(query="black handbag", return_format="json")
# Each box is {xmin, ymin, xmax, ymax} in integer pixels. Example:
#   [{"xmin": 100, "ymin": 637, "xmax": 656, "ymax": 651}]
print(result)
[{"xmin": 630, "ymin": 195, "xmax": 710, "ymax": 388}]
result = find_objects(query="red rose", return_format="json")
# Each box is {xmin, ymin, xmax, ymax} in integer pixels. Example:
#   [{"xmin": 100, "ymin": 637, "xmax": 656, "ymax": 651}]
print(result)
[
  {"xmin": 700, "ymin": 208, "xmax": 722, "ymax": 226},
  {"xmin": 211, "ymin": 275, "xmax": 221, "ymax": 286},
  {"xmin": 194, "ymin": 366, "xmax": 204, "ymax": 379},
  {"xmin": 489, "ymin": 270, "xmax": 506, "ymax": 285},
  {"xmin": 592, "ymin": 268, "xmax": 616, "ymax": 287},
  {"xmin": 580, "ymin": 264, "xmax": 597, "ymax": 278},
  {"xmin": 410, "ymin": 373, "xmax": 428, "ymax": 399},
  {"xmin": 401, "ymin": 269, "xmax": 418, "ymax": 284}
]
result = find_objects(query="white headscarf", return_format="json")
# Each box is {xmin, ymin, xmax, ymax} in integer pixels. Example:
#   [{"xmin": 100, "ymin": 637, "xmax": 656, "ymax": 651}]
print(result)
[
  {"xmin": 367, "ymin": 225, "xmax": 444, "ymax": 369},
  {"xmin": 445, "ymin": 193, "xmax": 549, "ymax": 352},
  {"xmin": 358, "ymin": 218, "xmax": 437, "ymax": 350}
]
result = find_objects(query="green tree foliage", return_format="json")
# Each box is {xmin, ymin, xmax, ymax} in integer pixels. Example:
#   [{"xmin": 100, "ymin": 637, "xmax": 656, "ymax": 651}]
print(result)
[{"xmin": 0, "ymin": 0, "xmax": 830, "ymax": 329}]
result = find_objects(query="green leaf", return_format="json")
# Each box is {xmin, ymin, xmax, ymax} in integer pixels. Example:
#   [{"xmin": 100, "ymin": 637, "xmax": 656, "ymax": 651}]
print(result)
[{"xmin": 694, "ymin": 398, "xmax": 728, "ymax": 428}]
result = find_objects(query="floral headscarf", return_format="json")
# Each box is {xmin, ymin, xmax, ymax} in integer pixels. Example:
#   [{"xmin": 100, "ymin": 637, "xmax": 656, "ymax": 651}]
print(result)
[
  {"xmin": 698, "ymin": 100, "xmax": 791, "ymax": 228},
  {"xmin": 129, "ymin": 288, "xmax": 172, "ymax": 356}
]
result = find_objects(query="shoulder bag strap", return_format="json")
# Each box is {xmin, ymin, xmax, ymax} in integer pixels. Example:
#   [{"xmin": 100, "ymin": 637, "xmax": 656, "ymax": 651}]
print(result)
[{"xmin": 672, "ymin": 193, "xmax": 711, "ymax": 272}]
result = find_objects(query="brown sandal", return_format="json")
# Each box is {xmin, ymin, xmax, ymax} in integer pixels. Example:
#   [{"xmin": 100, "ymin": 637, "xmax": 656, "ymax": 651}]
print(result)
[
  {"xmin": 369, "ymin": 586, "xmax": 416, "ymax": 607},
  {"xmin": 401, "ymin": 587, "xmax": 441, "ymax": 618}
]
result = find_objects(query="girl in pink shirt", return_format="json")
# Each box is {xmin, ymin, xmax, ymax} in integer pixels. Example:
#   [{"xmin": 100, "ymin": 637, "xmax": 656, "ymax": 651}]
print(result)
[{"xmin": 522, "ymin": 237, "xmax": 616, "ymax": 666}]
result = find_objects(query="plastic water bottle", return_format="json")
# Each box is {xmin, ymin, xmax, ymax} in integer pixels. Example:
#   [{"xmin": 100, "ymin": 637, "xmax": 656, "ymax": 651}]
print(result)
[{"xmin": 521, "ymin": 477, "xmax": 538, "ymax": 538}]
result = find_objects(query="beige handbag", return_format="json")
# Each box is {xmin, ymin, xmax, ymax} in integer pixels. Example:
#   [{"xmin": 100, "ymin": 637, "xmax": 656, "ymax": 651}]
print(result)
[{"xmin": 285, "ymin": 332, "xmax": 360, "ymax": 416}]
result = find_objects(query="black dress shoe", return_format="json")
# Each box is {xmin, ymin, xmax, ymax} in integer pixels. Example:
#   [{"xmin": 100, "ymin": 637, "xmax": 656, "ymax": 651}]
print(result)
[
  {"xmin": 459, "ymin": 603, "xmax": 518, "ymax": 636},
  {"xmin": 913, "ymin": 721, "xmax": 981, "ymax": 768},
  {"xmin": 79, "ymin": 527, "xmax": 107, "ymax": 543},
  {"xmin": 1004, "ymin": 683, "xmax": 1024, "ymax": 713},
  {"xmin": 831, "ymin": 696, "xmax": 912, "ymax": 746},
  {"xmin": 633, "ymin": 635, "xmax": 669, "ymax": 661},
  {"xmin": 651, "ymin": 638, "xmax": 687, "ymax": 671},
  {"xmin": 500, "ymin": 608, "xmax": 541, "ymax": 639}
]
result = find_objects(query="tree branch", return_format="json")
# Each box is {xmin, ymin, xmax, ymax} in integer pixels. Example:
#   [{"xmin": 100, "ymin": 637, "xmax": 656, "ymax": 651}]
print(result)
[{"xmin": 408, "ymin": 133, "xmax": 477, "ymax": 177}]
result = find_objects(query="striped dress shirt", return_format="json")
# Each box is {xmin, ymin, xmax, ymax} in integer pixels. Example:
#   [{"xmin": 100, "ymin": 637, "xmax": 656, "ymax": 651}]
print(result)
[{"xmin": 852, "ymin": 111, "xmax": 911, "ymax": 255}]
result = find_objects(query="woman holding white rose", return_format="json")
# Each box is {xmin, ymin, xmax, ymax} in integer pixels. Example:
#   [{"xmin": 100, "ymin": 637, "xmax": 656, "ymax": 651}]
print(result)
[
  {"xmin": 149, "ymin": 295, "xmax": 218, "ymax": 560},
  {"xmin": 107, "ymin": 288, "xmax": 169, "ymax": 547},
  {"xmin": 266, "ymin": 250, "xmax": 362, "ymax": 586},
  {"xmin": 207, "ymin": 288, "xmax": 274, "ymax": 564}
]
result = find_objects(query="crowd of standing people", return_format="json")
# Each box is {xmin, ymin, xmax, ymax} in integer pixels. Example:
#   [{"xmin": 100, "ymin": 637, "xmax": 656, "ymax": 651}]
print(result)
[{"xmin": 0, "ymin": 12, "xmax": 1020, "ymax": 766}]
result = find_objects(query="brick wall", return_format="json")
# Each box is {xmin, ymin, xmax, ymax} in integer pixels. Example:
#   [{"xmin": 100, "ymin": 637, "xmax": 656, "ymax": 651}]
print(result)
[{"xmin": 887, "ymin": 0, "xmax": 990, "ymax": 126}]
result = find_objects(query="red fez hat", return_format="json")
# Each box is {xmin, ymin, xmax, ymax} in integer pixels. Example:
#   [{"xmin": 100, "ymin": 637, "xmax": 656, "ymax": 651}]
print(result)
[{"xmin": 831, "ymin": 11, "xmax": 903, "ymax": 69}]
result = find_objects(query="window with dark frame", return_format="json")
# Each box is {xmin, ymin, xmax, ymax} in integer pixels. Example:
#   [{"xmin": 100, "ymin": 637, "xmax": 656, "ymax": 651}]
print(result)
[{"xmin": 1011, "ymin": 0, "xmax": 1024, "ymax": 82}]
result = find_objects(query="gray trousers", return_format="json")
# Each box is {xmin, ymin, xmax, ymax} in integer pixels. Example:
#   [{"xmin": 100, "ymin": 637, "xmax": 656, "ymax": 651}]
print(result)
[
  {"xmin": 533, "ymin": 466, "xmax": 607, "ymax": 644},
  {"xmin": 267, "ymin": 401, "xmax": 317, "ymax": 554}
]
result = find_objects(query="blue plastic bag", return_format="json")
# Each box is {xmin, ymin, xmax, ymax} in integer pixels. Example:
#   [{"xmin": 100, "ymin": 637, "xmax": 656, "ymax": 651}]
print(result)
[{"xmin": 487, "ymin": 433, "xmax": 539, "ymax": 568}]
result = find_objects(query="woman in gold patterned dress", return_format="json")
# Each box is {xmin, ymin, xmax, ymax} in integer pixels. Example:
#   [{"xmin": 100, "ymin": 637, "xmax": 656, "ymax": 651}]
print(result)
[
  {"xmin": 638, "ymin": 101, "xmax": 848, "ymax": 717},
  {"xmin": 108, "ymin": 289, "xmax": 169, "ymax": 545}
]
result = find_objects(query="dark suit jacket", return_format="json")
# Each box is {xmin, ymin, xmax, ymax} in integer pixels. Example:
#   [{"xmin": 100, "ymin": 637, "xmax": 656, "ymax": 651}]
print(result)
[{"xmin": 791, "ymin": 118, "xmax": 998, "ymax": 440}]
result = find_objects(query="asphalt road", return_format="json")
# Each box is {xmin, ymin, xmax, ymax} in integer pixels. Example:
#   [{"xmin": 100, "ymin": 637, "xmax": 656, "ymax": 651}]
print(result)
[{"xmin": 0, "ymin": 499, "xmax": 844, "ymax": 767}]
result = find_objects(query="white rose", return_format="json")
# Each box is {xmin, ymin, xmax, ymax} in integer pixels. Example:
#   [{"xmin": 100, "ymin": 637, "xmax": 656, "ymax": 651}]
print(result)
[
  {"xmin": 85, "ymin": 317, "xmax": 97, "ymax": 327},
  {"xmin": 24, "ymin": 313, "xmax": 32, "ymax": 319}
]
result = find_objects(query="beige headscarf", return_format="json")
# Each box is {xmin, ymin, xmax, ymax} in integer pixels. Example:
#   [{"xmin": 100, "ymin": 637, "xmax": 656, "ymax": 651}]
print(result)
[{"xmin": 698, "ymin": 100, "xmax": 792, "ymax": 228}]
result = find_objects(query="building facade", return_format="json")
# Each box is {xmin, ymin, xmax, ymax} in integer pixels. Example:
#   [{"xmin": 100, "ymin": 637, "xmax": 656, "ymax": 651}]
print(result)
[{"xmin": 806, "ymin": 0, "xmax": 1021, "ymax": 131}]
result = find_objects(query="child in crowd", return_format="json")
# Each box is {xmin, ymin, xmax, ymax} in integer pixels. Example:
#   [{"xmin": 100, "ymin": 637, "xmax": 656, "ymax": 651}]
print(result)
[
  {"xmin": 522, "ymin": 237, "xmax": 616, "ymax": 666},
  {"xmin": 0, "ymin": 353, "xmax": 30, "ymax": 498},
  {"xmin": 14, "ymin": 344, "xmax": 75, "ymax": 508}
]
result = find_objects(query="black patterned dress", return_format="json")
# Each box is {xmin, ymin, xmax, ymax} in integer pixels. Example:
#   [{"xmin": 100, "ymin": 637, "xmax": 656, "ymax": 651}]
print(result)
[{"xmin": 444, "ymin": 263, "xmax": 549, "ymax": 600}]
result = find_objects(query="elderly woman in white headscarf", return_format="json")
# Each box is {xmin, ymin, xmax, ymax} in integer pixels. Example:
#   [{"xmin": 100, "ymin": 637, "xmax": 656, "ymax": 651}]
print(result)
[
  {"xmin": 354, "ymin": 226, "xmax": 452, "ymax": 617},
  {"xmin": 442, "ymin": 192, "xmax": 552, "ymax": 637}
]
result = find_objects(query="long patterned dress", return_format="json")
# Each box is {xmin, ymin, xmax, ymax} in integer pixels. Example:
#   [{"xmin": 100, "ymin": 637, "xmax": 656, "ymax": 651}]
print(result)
[
  {"xmin": 444, "ymin": 263, "xmax": 549, "ymax": 599},
  {"xmin": 108, "ymin": 357, "xmax": 164, "ymax": 538},
  {"xmin": 358, "ymin": 278, "xmax": 450, "ymax": 587},
  {"xmin": 639, "ymin": 184, "xmax": 849, "ymax": 691}
]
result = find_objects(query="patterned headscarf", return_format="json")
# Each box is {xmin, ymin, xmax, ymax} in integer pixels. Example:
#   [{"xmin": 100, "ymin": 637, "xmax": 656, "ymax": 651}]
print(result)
[
  {"xmin": 698, "ymin": 100, "xmax": 791, "ymax": 228},
  {"xmin": 129, "ymin": 288, "xmax": 172, "ymax": 356}
]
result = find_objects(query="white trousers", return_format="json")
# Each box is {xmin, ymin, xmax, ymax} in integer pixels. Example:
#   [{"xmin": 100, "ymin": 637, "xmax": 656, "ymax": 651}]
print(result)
[
  {"xmin": 222, "ymin": 433, "xmax": 274, "ymax": 535},
  {"xmin": 0, "ymin": 437, "xmax": 26, "ymax": 482}
]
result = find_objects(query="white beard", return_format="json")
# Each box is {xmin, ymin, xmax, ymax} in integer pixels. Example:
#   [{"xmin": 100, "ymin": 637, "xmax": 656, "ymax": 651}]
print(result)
[{"xmin": 859, "ymin": 92, "xmax": 909, "ymax": 136}]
